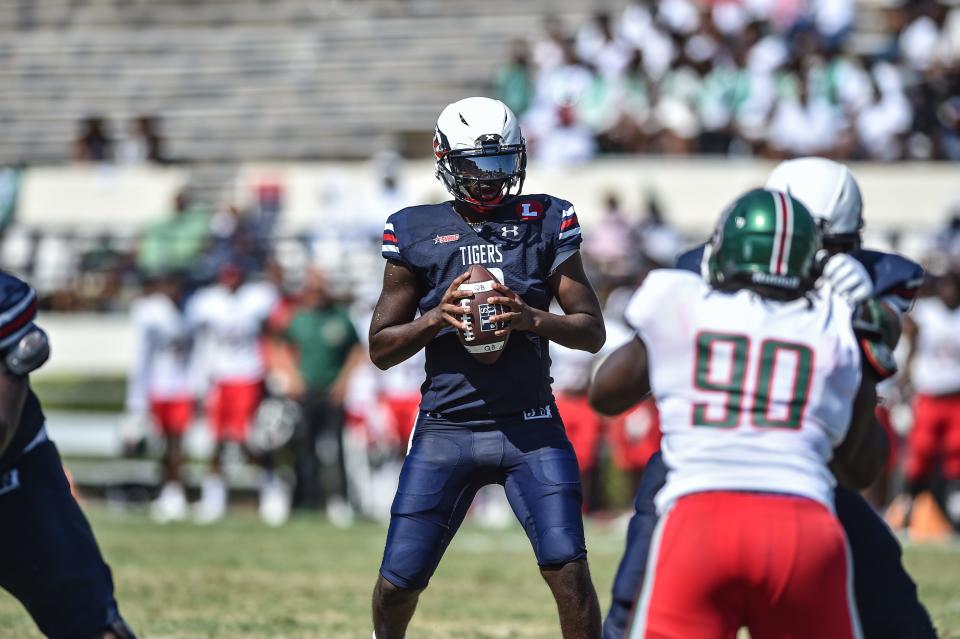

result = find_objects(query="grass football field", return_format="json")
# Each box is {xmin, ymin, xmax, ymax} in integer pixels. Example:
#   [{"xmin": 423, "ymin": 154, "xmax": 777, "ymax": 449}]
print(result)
[{"xmin": 0, "ymin": 506, "xmax": 958, "ymax": 638}]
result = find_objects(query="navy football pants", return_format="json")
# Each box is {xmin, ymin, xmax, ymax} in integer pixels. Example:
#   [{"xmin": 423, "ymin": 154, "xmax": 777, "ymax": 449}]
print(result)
[
  {"xmin": 602, "ymin": 452, "xmax": 938, "ymax": 639},
  {"xmin": 379, "ymin": 417, "xmax": 587, "ymax": 589},
  {"xmin": 0, "ymin": 441, "xmax": 122, "ymax": 639}
]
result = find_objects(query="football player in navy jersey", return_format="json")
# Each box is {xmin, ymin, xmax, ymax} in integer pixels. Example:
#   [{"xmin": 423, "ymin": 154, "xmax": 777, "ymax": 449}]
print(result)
[
  {"xmin": 369, "ymin": 97, "xmax": 606, "ymax": 639},
  {"xmin": 0, "ymin": 272, "xmax": 137, "ymax": 639},
  {"xmin": 601, "ymin": 157, "xmax": 936, "ymax": 639}
]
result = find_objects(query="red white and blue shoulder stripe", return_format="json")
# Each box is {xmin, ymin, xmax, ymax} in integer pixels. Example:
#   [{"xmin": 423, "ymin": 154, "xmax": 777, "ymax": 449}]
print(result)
[
  {"xmin": 0, "ymin": 272, "xmax": 38, "ymax": 350},
  {"xmin": 557, "ymin": 204, "xmax": 582, "ymax": 249},
  {"xmin": 382, "ymin": 221, "xmax": 401, "ymax": 258}
]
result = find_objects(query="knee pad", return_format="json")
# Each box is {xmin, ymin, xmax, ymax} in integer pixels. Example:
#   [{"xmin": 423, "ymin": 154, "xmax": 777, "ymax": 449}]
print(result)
[{"xmin": 537, "ymin": 526, "xmax": 586, "ymax": 567}]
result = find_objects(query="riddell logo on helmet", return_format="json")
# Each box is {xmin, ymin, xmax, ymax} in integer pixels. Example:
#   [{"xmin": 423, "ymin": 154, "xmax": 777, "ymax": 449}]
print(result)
[
  {"xmin": 434, "ymin": 233, "xmax": 460, "ymax": 244},
  {"xmin": 516, "ymin": 201, "xmax": 543, "ymax": 219}
]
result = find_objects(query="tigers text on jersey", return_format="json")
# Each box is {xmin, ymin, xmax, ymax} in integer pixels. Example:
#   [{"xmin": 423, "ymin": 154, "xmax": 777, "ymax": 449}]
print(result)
[
  {"xmin": 626, "ymin": 270, "xmax": 862, "ymax": 512},
  {"xmin": 0, "ymin": 271, "xmax": 46, "ymax": 472},
  {"xmin": 126, "ymin": 292, "xmax": 194, "ymax": 413},
  {"xmin": 381, "ymin": 195, "xmax": 581, "ymax": 422},
  {"xmin": 910, "ymin": 297, "xmax": 960, "ymax": 395}
]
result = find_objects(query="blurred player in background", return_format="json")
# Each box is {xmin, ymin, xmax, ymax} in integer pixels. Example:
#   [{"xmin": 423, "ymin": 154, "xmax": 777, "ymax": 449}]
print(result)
[
  {"xmin": 274, "ymin": 267, "xmax": 365, "ymax": 518},
  {"xmin": 125, "ymin": 272, "xmax": 194, "ymax": 523},
  {"xmin": 369, "ymin": 97, "xmax": 605, "ymax": 639},
  {"xmin": 602, "ymin": 158, "xmax": 936, "ymax": 639},
  {"xmin": 900, "ymin": 261, "xmax": 960, "ymax": 529},
  {"xmin": 0, "ymin": 272, "xmax": 138, "ymax": 638},
  {"xmin": 552, "ymin": 339, "xmax": 604, "ymax": 511},
  {"xmin": 187, "ymin": 262, "xmax": 281, "ymax": 524},
  {"xmin": 592, "ymin": 189, "xmax": 887, "ymax": 638}
]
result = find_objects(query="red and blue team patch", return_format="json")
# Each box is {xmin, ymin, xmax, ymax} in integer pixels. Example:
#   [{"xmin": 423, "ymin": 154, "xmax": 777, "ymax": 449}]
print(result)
[{"xmin": 515, "ymin": 200, "xmax": 544, "ymax": 220}]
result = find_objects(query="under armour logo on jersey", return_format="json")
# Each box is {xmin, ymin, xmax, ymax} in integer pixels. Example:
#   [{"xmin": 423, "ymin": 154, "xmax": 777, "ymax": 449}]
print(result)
[{"xmin": 500, "ymin": 225, "xmax": 520, "ymax": 238}]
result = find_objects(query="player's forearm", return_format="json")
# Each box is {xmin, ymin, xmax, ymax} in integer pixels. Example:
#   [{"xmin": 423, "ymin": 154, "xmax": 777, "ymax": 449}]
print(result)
[
  {"xmin": 369, "ymin": 310, "xmax": 444, "ymax": 370},
  {"xmin": 530, "ymin": 308, "xmax": 605, "ymax": 353}
]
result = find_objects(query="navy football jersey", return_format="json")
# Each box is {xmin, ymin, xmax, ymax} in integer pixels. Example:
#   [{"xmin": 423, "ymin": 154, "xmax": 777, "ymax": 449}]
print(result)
[
  {"xmin": 675, "ymin": 244, "xmax": 923, "ymax": 313},
  {"xmin": 0, "ymin": 272, "xmax": 46, "ymax": 471},
  {"xmin": 381, "ymin": 195, "xmax": 582, "ymax": 422}
]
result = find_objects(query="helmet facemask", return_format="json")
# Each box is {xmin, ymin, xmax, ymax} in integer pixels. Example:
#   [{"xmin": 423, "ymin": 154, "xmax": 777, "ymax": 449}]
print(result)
[{"xmin": 435, "ymin": 133, "xmax": 526, "ymax": 210}]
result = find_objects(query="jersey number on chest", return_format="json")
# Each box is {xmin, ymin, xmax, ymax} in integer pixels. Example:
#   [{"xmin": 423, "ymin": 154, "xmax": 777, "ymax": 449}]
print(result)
[{"xmin": 692, "ymin": 332, "xmax": 814, "ymax": 429}]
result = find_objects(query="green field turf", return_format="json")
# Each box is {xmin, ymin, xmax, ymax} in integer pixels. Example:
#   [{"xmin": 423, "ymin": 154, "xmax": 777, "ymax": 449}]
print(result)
[{"xmin": 0, "ymin": 506, "xmax": 958, "ymax": 638}]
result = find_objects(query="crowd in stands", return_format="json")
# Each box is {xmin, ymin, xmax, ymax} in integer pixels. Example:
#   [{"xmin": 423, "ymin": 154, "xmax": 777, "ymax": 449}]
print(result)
[
  {"xmin": 497, "ymin": 0, "xmax": 960, "ymax": 163},
  {"xmin": 73, "ymin": 115, "xmax": 166, "ymax": 164}
]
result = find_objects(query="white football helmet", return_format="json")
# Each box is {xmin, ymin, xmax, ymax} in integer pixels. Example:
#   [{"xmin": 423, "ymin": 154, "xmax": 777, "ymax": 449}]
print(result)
[
  {"xmin": 434, "ymin": 97, "xmax": 527, "ymax": 210},
  {"xmin": 765, "ymin": 157, "xmax": 864, "ymax": 250}
]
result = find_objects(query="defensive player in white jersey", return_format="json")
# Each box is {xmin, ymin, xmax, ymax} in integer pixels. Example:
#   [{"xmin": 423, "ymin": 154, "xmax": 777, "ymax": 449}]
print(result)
[
  {"xmin": 902, "ymin": 262, "xmax": 960, "ymax": 526},
  {"xmin": 187, "ymin": 263, "xmax": 281, "ymax": 523},
  {"xmin": 591, "ymin": 189, "xmax": 890, "ymax": 638},
  {"xmin": 125, "ymin": 274, "xmax": 194, "ymax": 522}
]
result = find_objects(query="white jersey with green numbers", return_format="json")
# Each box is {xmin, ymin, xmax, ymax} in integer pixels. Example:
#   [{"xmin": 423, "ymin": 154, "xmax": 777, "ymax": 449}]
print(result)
[{"xmin": 625, "ymin": 269, "xmax": 862, "ymax": 513}]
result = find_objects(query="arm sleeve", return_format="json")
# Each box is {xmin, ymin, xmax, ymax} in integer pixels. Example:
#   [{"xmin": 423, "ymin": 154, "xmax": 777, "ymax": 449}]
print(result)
[{"xmin": 623, "ymin": 271, "xmax": 669, "ymax": 344}]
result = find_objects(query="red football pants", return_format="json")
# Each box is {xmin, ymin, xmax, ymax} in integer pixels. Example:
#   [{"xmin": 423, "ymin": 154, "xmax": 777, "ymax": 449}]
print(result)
[
  {"xmin": 906, "ymin": 393, "xmax": 960, "ymax": 482},
  {"xmin": 149, "ymin": 397, "xmax": 194, "ymax": 436},
  {"xmin": 630, "ymin": 491, "xmax": 861, "ymax": 639},
  {"xmin": 555, "ymin": 392, "xmax": 602, "ymax": 472},
  {"xmin": 206, "ymin": 380, "xmax": 263, "ymax": 442}
]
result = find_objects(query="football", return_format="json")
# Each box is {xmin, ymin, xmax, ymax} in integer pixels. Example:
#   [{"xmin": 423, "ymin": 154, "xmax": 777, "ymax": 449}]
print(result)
[{"xmin": 456, "ymin": 265, "xmax": 511, "ymax": 364}]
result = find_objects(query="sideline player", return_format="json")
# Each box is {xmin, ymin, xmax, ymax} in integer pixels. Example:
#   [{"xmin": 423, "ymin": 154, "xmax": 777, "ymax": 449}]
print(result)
[
  {"xmin": 187, "ymin": 263, "xmax": 281, "ymax": 524},
  {"xmin": 593, "ymin": 189, "xmax": 888, "ymax": 637},
  {"xmin": 601, "ymin": 157, "xmax": 936, "ymax": 639},
  {"xmin": 125, "ymin": 273, "xmax": 194, "ymax": 523},
  {"xmin": 0, "ymin": 271, "xmax": 138, "ymax": 638},
  {"xmin": 369, "ymin": 97, "xmax": 606, "ymax": 639},
  {"xmin": 901, "ymin": 262, "xmax": 960, "ymax": 528}
]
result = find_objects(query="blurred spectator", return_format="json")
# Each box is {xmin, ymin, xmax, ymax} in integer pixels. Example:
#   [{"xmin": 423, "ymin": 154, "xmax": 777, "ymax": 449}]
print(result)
[
  {"xmin": 117, "ymin": 115, "xmax": 165, "ymax": 165},
  {"xmin": 767, "ymin": 74, "xmax": 841, "ymax": 157},
  {"xmin": 72, "ymin": 116, "xmax": 113, "ymax": 162},
  {"xmin": 275, "ymin": 268, "xmax": 365, "ymax": 518},
  {"xmin": 137, "ymin": 190, "xmax": 211, "ymax": 278},
  {"xmin": 495, "ymin": 40, "xmax": 536, "ymax": 117},
  {"xmin": 583, "ymin": 193, "xmax": 634, "ymax": 278},
  {"xmin": 498, "ymin": 1, "xmax": 960, "ymax": 161}
]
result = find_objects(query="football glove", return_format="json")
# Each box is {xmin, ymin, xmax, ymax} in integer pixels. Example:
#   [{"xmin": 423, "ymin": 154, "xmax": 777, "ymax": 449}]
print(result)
[{"xmin": 822, "ymin": 253, "xmax": 873, "ymax": 305}]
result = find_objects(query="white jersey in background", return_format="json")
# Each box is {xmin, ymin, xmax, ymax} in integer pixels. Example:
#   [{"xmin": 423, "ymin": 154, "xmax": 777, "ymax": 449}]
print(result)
[
  {"xmin": 626, "ymin": 270, "xmax": 862, "ymax": 513},
  {"xmin": 187, "ymin": 282, "xmax": 278, "ymax": 384},
  {"xmin": 125, "ymin": 292, "xmax": 194, "ymax": 413},
  {"xmin": 910, "ymin": 297, "xmax": 960, "ymax": 395}
]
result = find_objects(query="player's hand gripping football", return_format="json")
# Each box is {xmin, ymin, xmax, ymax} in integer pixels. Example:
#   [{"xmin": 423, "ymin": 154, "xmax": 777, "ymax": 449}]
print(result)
[
  {"xmin": 489, "ymin": 283, "xmax": 536, "ymax": 335},
  {"xmin": 431, "ymin": 271, "xmax": 473, "ymax": 331}
]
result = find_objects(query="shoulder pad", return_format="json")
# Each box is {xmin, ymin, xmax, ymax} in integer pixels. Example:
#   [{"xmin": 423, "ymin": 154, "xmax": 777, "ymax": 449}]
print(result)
[
  {"xmin": 855, "ymin": 249, "xmax": 924, "ymax": 302},
  {"xmin": 0, "ymin": 273, "xmax": 38, "ymax": 351},
  {"xmin": 675, "ymin": 244, "xmax": 706, "ymax": 274}
]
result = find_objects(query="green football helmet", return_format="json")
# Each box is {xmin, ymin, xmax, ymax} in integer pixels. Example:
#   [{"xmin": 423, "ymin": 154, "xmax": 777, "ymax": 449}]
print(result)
[{"xmin": 706, "ymin": 188, "xmax": 820, "ymax": 296}]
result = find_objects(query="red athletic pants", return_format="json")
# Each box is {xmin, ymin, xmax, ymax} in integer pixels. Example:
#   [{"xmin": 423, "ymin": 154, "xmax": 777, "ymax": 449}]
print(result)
[
  {"xmin": 630, "ymin": 491, "xmax": 861, "ymax": 639},
  {"xmin": 906, "ymin": 393, "xmax": 960, "ymax": 483}
]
